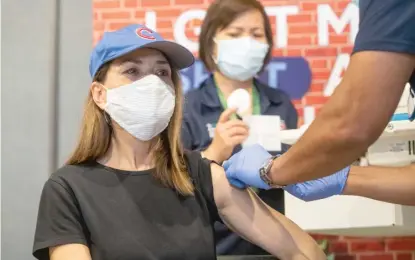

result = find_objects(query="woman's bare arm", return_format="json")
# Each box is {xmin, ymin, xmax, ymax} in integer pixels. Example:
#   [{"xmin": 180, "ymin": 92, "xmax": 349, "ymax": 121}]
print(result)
[
  {"xmin": 50, "ymin": 244, "xmax": 91, "ymax": 260},
  {"xmin": 211, "ymin": 163, "xmax": 325, "ymax": 260}
]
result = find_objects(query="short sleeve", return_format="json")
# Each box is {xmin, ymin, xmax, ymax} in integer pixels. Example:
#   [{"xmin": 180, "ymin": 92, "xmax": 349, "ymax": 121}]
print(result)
[
  {"xmin": 184, "ymin": 150, "xmax": 222, "ymax": 223},
  {"xmin": 353, "ymin": 0, "xmax": 415, "ymax": 55},
  {"xmin": 197, "ymin": 157, "xmax": 222, "ymax": 223},
  {"xmin": 33, "ymin": 179, "xmax": 88, "ymax": 260}
]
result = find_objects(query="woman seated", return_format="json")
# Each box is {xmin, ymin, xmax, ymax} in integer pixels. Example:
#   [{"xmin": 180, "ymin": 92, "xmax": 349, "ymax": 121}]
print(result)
[{"xmin": 32, "ymin": 24, "xmax": 325, "ymax": 260}]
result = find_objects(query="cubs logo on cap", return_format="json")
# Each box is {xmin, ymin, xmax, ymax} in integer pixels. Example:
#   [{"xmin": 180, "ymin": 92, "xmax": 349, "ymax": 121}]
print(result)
[
  {"xmin": 89, "ymin": 24, "xmax": 195, "ymax": 78},
  {"xmin": 136, "ymin": 27, "xmax": 156, "ymax": 40}
]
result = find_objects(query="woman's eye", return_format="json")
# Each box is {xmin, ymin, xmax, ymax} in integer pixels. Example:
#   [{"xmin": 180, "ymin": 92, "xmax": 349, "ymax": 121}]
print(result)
[
  {"xmin": 227, "ymin": 33, "xmax": 240, "ymax": 38},
  {"xmin": 124, "ymin": 68, "xmax": 138, "ymax": 75},
  {"xmin": 156, "ymin": 70, "xmax": 169, "ymax": 77},
  {"xmin": 253, "ymin": 34, "xmax": 265, "ymax": 38}
]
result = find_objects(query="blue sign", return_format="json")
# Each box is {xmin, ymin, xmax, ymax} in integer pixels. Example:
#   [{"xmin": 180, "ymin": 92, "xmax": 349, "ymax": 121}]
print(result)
[{"xmin": 180, "ymin": 57, "xmax": 311, "ymax": 100}]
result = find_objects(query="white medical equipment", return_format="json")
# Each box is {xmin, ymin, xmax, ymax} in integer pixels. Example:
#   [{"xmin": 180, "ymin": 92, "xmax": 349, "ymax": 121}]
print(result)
[
  {"xmin": 281, "ymin": 83, "xmax": 415, "ymax": 237},
  {"xmin": 280, "ymin": 83, "xmax": 415, "ymax": 166}
]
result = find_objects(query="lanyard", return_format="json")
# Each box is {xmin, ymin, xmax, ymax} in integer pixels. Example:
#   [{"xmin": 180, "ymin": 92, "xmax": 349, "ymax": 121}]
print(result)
[
  {"xmin": 216, "ymin": 85, "xmax": 261, "ymax": 116},
  {"xmin": 216, "ymin": 83, "xmax": 262, "ymax": 193}
]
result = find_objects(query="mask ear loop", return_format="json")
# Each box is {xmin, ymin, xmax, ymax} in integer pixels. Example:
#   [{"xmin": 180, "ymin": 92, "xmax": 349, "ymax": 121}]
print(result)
[
  {"xmin": 212, "ymin": 38, "xmax": 220, "ymax": 65},
  {"xmin": 100, "ymin": 83, "xmax": 113, "ymax": 130},
  {"xmin": 103, "ymin": 111, "xmax": 113, "ymax": 136},
  {"xmin": 103, "ymin": 111, "xmax": 111, "ymax": 125}
]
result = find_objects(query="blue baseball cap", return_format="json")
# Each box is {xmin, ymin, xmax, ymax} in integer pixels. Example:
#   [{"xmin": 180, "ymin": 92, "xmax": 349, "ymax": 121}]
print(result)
[{"xmin": 89, "ymin": 24, "xmax": 195, "ymax": 78}]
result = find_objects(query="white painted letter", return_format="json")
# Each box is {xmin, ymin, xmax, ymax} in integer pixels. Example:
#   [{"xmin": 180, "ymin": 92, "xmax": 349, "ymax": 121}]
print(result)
[
  {"xmin": 303, "ymin": 106, "xmax": 316, "ymax": 125},
  {"xmin": 317, "ymin": 3, "xmax": 359, "ymax": 46},
  {"xmin": 324, "ymin": 54, "xmax": 350, "ymax": 96},
  {"xmin": 265, "ymin": 6, "xmax": 299, "ymax": 48},
  {"xmin": 265, "ymin": 62, "xmax": 288, "ymax": 88},
  {"xmin": 145, "ymin": 11, "xmax": 157, "ymax": 31},
  {"xmin": 174, "ymin": 9, "xmax": 206, "ymax": 52}
]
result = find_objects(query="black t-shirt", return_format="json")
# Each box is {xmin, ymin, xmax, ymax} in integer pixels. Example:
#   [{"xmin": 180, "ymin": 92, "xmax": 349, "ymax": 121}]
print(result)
[
  {"xmin": 33, "ymin": 151, "xmax": 221, "ymax": 260},
  {"xmin": 353, "ymin": 0, "xmax": 415, "ymax": 89}
]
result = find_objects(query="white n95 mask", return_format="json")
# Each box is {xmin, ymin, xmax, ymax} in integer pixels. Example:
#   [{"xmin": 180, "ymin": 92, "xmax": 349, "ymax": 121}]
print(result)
[
  {"xmin": 215, "ymin": 37, "xmax": 269, "ymax": 81},
  {"xmin": 104, "ymin": 74, "xmax": 175, "ymax": 141}
]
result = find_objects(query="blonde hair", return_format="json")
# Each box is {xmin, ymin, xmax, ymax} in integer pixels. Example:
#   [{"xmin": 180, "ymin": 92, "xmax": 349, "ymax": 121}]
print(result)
[{"xmin": 66, "ymin": 62, "xmax": 194, "ymax": 196}]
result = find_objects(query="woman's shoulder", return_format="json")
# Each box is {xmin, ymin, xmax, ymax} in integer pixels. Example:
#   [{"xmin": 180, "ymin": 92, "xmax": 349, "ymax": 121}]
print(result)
[
  {"xmin": 255, "ymin": 80, "xmax": 292, "ymax": 102},
  {"xmin": 184, "ymin": 76, "xmax": 214, "ymax": 102},
  {"xmin": 183, "ymin": 150, "xmax": 222, "ymax": 222},
  {"xmin": 48, "ymin": 163, "xmax": 98, "ymax": 188},
  {"xmin": 183, "ymin": 76, "xmax": 217, "ymax": 120},
  {"xmin": 183, "ymin": 150, "xmax": 208, "ymax": 176},
  {"xmin": 182, "ymin": 150, "xmax": 216, "ymax": 190},
  {"xmin": 182, "ymin": 88, "xmax": 204, "ymax": 117}
]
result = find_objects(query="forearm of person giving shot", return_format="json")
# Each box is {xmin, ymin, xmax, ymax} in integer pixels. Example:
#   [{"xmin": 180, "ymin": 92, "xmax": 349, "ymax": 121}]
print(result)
[
  {"xmin": 223, "ymin": 0, "xmax": 415, "ymax": 205},
  {"xmin": 344, "ymin": 165, "xmax": 415, "ymax": 206},
  {"xmin": 276, "ymin": 161, "xmax": 415, "ymax": 206}
]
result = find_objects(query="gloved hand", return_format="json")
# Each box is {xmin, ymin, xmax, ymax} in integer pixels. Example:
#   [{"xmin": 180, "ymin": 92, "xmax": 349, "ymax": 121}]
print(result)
[
  {"xmin": 284, "ymin": 166, "xmax": 350, "ymax": 202},
  {"xmin": 223, "ymin": 144, "xmax": 272, "ymax": 190}
]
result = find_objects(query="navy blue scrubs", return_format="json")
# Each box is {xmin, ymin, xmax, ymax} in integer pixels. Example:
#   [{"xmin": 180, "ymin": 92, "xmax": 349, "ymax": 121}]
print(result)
[{"xmin": 353, "ymin": 0, "xmax": 415, "ymax": 91}]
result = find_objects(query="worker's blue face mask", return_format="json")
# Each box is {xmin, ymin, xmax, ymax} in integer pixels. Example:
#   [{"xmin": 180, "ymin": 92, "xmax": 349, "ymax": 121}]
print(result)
[{"xmin": 408, "ymin": 87, "xmax": 415, "ymax": 121}]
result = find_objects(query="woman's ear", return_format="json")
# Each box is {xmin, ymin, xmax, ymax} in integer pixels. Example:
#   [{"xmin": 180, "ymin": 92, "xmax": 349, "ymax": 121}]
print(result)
[{"xmin": 90, "ymin": 82, "xmax": 107, "ymax": 110}]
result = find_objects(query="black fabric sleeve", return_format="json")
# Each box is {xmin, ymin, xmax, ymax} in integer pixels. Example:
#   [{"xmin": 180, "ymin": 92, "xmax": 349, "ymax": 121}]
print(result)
[
  {"xmin": 184, "ymin": 150, "xmax": 222, "ymax": 224},
  {"xmin": 33, "ymin": 179, "xmax": 88, "ymax": 260},
  {"xmin": 198, "ymin": 157, "xmax": 222, "ymax": 223},
  {"xmin": 353, "ymin": 0, "xmax": 415, "ymax": 55}
]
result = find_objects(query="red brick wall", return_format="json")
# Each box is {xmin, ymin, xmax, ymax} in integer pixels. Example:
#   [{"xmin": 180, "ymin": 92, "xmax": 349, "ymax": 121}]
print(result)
[
  {"xmin": 311, "ymin": 235, "xmax": 415, "ymax": 260},
  {"xmin": 93, "ymin": 0, "xmax": 415, "ymax": 259}
]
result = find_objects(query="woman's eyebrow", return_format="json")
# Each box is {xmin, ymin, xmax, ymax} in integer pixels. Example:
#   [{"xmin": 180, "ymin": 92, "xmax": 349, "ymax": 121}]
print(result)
[
  {"xmin": 227, "ymin": 26, "xmax": 263, "ymax": 32},
  {"xmin": 120, "ymin": 58, "xmax": 169, "ymax": 65},
  {"xmin": 156, "ymin": 60, "xmax": 169, "ymax": 65},
  {"xmin": 119, "ymin": 58, "xmax": 141, "ymax": 65},
  {"xmin": 227, "ymin": 26, "xmax": 244, "ymax": 31}
]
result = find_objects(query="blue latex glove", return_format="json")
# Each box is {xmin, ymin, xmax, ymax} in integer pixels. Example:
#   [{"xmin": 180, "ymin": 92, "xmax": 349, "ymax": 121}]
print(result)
[
  {"xmin": 284, "ymin": 166, "xmax": 350, "ymax": 202},
  {"xmin": 223, "ymin": 144, "xmax": 272, "ymax": 190}
]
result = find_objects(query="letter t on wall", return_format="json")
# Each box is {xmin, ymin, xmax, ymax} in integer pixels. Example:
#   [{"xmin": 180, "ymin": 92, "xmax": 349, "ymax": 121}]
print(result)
[{"xmin": 266, "ymin": 6, "xmax": 299, "ymax": 48}]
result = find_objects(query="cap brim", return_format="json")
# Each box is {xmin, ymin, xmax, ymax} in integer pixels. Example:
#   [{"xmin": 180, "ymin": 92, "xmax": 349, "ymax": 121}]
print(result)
[{"xmin": 141, "ymin": 41, "xmax": 195, "ymax": 70}]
